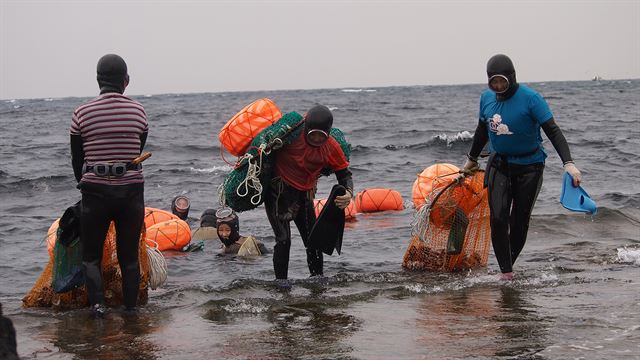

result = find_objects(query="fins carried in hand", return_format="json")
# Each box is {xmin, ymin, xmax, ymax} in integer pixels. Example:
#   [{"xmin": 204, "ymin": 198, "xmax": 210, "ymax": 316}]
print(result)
[
  {"xmin": 446, "ymin": 206, "xmax": 468, "ymax": 255},
  {"xmin": 308, "ymin": 185, "xmax": 346, "ymax": 256},
  {"xmin": 560, "ymin": 172, "xmax": 597, "ymax": 215}
]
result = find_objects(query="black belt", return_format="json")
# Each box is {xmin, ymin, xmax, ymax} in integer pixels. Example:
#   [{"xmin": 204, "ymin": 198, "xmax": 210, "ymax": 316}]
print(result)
[{"xmin": 83, "ymin": 162, "xmax": 142, "ymax": 178}]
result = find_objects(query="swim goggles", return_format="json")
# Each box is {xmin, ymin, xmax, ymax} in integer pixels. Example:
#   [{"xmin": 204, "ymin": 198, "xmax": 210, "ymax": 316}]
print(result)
[{"xmin": 488, "ymin": 74, "xmax": 510, "ymax": 94}]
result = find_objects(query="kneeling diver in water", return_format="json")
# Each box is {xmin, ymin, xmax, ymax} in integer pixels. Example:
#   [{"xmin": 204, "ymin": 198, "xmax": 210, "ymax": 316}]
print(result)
[{"xmin": 215, "ymin": 209, "xmax": 268, "ymax": 256}]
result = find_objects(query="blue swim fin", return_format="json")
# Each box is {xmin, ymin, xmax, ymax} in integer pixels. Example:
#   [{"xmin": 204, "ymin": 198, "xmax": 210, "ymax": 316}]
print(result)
[{"xmin": 560, "ymin": 172, "xmax": 597, "ymax": 215}]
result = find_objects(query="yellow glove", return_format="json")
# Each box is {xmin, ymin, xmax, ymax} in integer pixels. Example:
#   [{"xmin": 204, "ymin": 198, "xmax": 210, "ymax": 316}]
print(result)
[{"xmin": 564, "ymin": 162, "xmax": 582, "ymax": 186}]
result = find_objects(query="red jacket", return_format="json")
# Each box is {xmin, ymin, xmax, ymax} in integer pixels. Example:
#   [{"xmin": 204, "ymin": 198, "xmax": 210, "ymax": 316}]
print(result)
[{"xmin": 274, "ymin": 132, "xmax": 349, "ymax": 191}]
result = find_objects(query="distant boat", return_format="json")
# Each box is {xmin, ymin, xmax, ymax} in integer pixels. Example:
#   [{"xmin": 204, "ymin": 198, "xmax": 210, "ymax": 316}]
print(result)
[{"xmin": 592, "ymin": 75, "xmax": 603, "ymax": 81}]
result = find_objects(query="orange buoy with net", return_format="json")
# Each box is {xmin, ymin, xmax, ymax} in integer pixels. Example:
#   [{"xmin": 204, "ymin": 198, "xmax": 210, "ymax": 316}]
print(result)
[
  {"xmin": 146, "ymin": 218, "xmax": 192, "ymax": 251},
  {"xmin": 219, "ymin": 98, "xmax": 283, "ymax": 156},
  {"xmin": 24, "ymin": 223, "xmax": 150, "ymax": 309},
  {"xmin": 313, "ymin": 199, "xmax": 357, "ymax": 221},
  {"xmin": 428, "ymin": 170, "xmax": 486, "ymax": 227},
  {"xmin": 46, "ymin": 219, "xmax": 60, "ymax": 258},
  {"xmin": 144, "ymin": 207, "xmax": 179, "ymax": 229},
  {"xmin": 46, "ymin": 208, "xmax": 178, "ymax": 256},
  {"xmin": 355, "ymin": 188, "xmax": 404, "ymax": 213},
  {"xmin": 412, "ymin": 163, "xmax": 460, "ymax": 210},
  {"xmin": 403, "ymin": 170, "xmax": 490, "ymax": 272}
]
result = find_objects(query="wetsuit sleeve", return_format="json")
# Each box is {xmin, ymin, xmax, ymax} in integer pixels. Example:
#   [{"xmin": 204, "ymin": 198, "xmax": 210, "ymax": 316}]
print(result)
[
  {"xmin": 70, "ymin": 134, "xmax": 84, "ymax": 183},
  {"xmin": 335, "ymin": 168, "xmax": 354, "ymax": 195},
  {"xmin": 541, "ymin": 118, "xmax": 573, "ymax": 164},
  {"xmin": 140, "ymin": 131, "xmax": 148, "ymax": 153},
  {"xmin": 468, "ymin": 120, "xmax": 489, "ymax": 160}
]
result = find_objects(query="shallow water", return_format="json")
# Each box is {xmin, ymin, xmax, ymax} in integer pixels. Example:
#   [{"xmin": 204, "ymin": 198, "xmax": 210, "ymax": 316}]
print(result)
[{"xmin": 1, "ymin": 80, "xmax": 639, "ymax": 359}]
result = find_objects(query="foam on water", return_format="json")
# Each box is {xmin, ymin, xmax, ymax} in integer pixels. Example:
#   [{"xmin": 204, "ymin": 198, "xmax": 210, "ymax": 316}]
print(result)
[
  {"xmin": 616, "ymin": 247, "xmax": 640, "ymax": 265},
  {"xmin": 189, "ymin": 165, "xmax": 233, "ymax": 173}
]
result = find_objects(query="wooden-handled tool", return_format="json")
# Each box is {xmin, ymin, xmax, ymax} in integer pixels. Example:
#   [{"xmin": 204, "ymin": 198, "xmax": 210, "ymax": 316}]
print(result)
[{"xmin": 131, "ymin": 152, "xmax": 152, "ymax": 165}]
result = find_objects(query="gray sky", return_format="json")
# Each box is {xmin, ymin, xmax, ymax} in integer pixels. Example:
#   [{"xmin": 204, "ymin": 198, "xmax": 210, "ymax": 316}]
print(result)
[{"xmin": 1, "ymin": 0, "xmax": 638, "ymax": 99}]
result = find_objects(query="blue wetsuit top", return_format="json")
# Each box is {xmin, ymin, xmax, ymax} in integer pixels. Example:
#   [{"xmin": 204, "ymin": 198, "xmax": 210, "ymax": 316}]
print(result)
[{"xmin": 479, "ymin": 84, "xmax": 552, "ymax": 165}]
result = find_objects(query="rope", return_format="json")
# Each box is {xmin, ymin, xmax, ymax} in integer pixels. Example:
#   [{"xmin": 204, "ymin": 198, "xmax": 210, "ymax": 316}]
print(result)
[
  {"xmin": 235, "ymin": 143, "xmax": 267, "ymax": 206},
  {"xmin": 217, "ymin": 183, "xmax": 226, "ymax": 208},
  {"xmin": 145, "ymin": 240, "xmax": 167, "ymax": 290}
]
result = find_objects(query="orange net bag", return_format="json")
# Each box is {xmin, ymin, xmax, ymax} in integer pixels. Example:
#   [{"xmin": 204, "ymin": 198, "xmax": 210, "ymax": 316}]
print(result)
[
  {"xmin": 403, "ymin": 170, "xmax": 491, "ymax": 272},
  {"xmin": 23, "ymin": 223, "xmax": 150, "ymax": 310},
  {"xmin": 218, "ymin": 98, "xmax": 282, "ymax": 156}
]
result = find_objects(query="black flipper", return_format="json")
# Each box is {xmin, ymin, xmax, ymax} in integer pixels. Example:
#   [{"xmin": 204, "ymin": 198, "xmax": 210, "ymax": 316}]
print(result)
[
  {"xmin": 446, "ymin": 206, "xmax": 468, "ymax": 255},
  {"xmin": 308, "ymin": 185, "xmax": 346, "ymax": 256}
]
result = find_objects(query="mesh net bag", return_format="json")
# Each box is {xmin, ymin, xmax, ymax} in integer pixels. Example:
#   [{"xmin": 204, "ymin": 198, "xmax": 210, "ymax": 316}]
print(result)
[
  {"xmin": 23, "ymin": 223, "xmax": 150, "ymax": 310},
  {"xmin": 403, "ymin": 170, "xmax": 491, "ymax": 272},
  {"xmin": 221, "ymin": 111, "xmax": 304, "ymax": 212}
]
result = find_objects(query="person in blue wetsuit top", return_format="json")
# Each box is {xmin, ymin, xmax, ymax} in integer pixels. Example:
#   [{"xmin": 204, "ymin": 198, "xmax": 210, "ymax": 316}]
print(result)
[{"xmin": 462, "ymin": 54, "xmax": 582, "ymax": 280}]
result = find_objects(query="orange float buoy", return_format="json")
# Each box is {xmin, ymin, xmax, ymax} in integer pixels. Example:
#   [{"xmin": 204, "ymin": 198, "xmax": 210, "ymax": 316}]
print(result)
[
  {"xmin": 46, "ymin": 219, "xmax": 60, "ymax": 258},
  {"xmin": 313, "ymin": 199, "xmax": 357, "ymax": 221},
  {"xmin": 412, "ymin": 163, "xmax": 460, "ymax": 210},
  {"xmin": 144, "ymin": 207, "xmax": 179, "ymax": 229},
  {"xmin": 146, "ymin": 219, "xmax": 192, "ymax": 251},
  {"xmin": 414, "ymin": 166, "xmax": 485, "ymax": 228},
  {"xmin": 428, "ymin": 170, "xmax": 486, "ymax": 227},
  {"xmin": 355, "ymin": 188, "xmax": 404, "ymax": 213},
  {"xmin": 451, "ymin": 170, "xmax": 486, "ymax": 215},
  {"xmin": 218, "ymin": 98, "xmax": 282, "ymax": 156}
]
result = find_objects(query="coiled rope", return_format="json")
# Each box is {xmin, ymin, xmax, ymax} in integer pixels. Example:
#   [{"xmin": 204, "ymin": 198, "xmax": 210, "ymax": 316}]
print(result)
[{"xmin": 146, "ymin": 240, "xmax": 167, "ymax": 290}]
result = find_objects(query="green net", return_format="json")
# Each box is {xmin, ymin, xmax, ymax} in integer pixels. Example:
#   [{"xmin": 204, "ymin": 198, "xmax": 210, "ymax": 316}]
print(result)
[
  {"xmin": 320, "ymin": 128, "xmax": 352, "ymax": 176},
  {"xmin": 51, "ymin": 228, "xmax": 84, "ymax": 293},
  {"xmin": 222, "ymin": 111, "xmax": 304, "ymax": 212}
]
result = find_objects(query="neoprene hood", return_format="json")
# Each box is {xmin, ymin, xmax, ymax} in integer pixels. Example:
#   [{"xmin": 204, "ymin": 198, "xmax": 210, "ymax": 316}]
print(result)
[
  {"xmin": 97, "ymin": 54, "xmax": 129, "ymax": 94},
  {"xmin": 304, "ymin": 105, "xmax": 333, "ymax": 134},
  {"xmin": 217, "ymin": 211, "xmax": 240, "ymax": 246},
  {"xmin": 486, "ymin": 54, "xmax": 519, "ymax": 99}
]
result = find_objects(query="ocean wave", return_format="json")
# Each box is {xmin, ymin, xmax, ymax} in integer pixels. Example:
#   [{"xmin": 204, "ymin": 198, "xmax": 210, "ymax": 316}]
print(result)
[
  {"xmin": 341, "ymin": 89, "xmax": 377, "ymax": 93},
  {"xmin": 598, "ymin": 193, "xmax": 640, "ymax": 210},
  {"xmin": 616, "ymin": 247, "xmax": 640, "ymax": 265},
  {"xmin": 0, "ymin": 175, "xmax": 70, "ymax": 190},
  {"xmin": 532, "ymin": 207, "xmax": 639, "ymax": 225},
  {"xmin": 432, "ymin": 131, "xmax": 474, "ymax": 146},
  {"xmin": 382, "ymin": 131, "xmax": 473, "ymax": 150},
  {"xmin": 189, "ymin": 165, "xmax": 233, "ymax": 174}
]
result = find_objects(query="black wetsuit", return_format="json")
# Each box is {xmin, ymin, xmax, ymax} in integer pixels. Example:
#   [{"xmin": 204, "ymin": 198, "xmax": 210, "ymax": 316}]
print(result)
[
  {"xmin": 70, "ymin": 54, "xmax": 148, "ymax": 309},
  {"xmin": 265, "ymin": 170, "xmax": 353, "ymax": 279},
  {"xmin": 265, "ymin": 105, "xmax": 353, "ymax": 279}
]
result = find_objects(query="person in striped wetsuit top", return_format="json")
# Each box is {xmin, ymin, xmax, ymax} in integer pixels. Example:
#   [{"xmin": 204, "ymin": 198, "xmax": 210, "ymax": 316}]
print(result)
[{"xmin": 70, "ymin": 54, "xmax": 148, "ymax": 317}]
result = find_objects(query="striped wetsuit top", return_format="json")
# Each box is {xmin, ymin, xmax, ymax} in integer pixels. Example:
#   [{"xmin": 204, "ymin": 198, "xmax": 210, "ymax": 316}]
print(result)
[{"xmin": 70, "ymin": 93, "xmax": 148, "ymax": 185}]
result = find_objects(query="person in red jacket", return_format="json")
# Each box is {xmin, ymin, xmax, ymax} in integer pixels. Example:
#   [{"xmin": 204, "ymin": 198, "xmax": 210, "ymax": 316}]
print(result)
[{"xmin": 265, "ymin": 105, "xmax": 353, "ymax": 283}]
